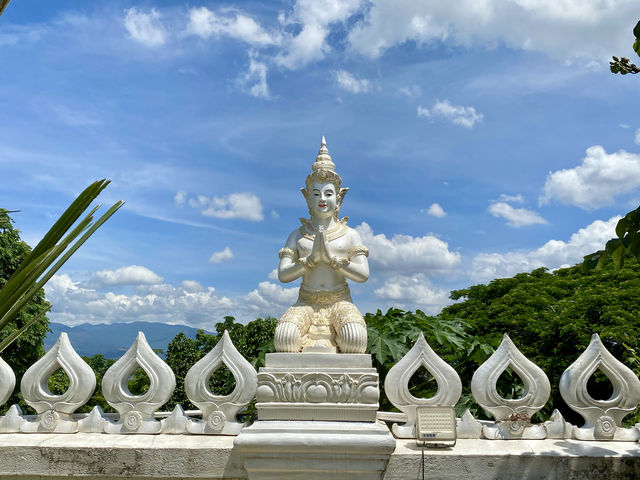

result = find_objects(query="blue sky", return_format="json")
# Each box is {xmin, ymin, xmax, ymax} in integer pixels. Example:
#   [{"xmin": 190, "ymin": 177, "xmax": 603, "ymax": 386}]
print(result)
[{"xmin": 2, "ymin": 0, "xmax": 640, "ymax": 328}]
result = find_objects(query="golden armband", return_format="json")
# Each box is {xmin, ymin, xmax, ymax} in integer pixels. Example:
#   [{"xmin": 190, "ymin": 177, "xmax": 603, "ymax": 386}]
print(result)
[
  {"xmin": 347, "ymin": 245, "xmax": 369, "ymax": 260},
  {"xmin": 278, "ymin": 247, "xmax": 297, "ymax": 260}
]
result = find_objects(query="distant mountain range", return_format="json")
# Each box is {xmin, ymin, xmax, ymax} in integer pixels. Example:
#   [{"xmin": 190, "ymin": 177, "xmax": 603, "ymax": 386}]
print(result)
[{"xmin": 45, "ymin": 322, "xmax": 209, "ymax": 359}]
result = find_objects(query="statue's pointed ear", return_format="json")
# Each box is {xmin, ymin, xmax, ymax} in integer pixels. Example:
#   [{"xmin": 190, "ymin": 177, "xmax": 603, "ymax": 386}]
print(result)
[
  {"xmin": 338, "ymin": 187, "xmax": 349, "ymax": 204},
  {"xmin": 301, "ymin": 188, "xmax": 308, "ymax": 200}
]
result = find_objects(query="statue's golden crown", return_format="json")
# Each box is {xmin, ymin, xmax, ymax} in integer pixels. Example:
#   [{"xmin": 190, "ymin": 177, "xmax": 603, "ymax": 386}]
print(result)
[{"xmin": 304, "ymin": 136, "xmax": 343, "ymax": 192}]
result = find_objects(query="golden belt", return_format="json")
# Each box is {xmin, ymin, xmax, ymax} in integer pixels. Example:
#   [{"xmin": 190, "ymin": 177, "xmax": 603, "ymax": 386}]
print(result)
[{"xmin": 297, "ymin": 284, "xmax": 352, "ymax": 307}]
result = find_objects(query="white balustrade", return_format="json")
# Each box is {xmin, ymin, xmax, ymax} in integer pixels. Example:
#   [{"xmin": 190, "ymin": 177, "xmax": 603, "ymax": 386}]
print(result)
[
  {"xmin": 78, "ymin": 406, "xmax": 108, "ymax": 433},
  {"xmin": 471, "ymin": 334, "xmax": 550, "ymax": 439},
  {"xmin": 161, "ymin": 405, "xmax": 195, "ymax": 434},
  {"xmin": 102, "ymin": 332, "xmax": 176, "ymax": 434},
  {"xmin": 184, "ymin": 331, "xmax": 257, "ymax": 435},
  {"xmin": 0, "ymin": 328, "xmax": 636, "ymax": 443},
  {"xmin": 0, "ymin": 357, "xmax": 22, "ymax": 433},
  {"xmin": 543, "ymin": 409, "xmax": 572, "ymax": 439},
  {"xmin": 0, "ymin": 355, "xmax": 15, "ymax": 408},
  {"xmin": 559, "ymin": 334, "xmax": 640, "ymax": 441},
  {"xmin": 20, "ymin": 333, "xmax": 96, "ymax": 433},
  {"xmin": 0, "ymin": 404, "xmax": 24, "ymax": 433},
  {"xmin": 384, "ymin": 332, "xmax": 462, "ymax": 438},
  {"xmin": 456, "ymin": 408, "xmax": 483, "ymax": 439}
]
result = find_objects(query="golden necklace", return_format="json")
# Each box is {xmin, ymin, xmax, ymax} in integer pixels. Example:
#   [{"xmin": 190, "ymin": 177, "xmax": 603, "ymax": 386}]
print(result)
[{"xmin": 299, "ymin": 217, "xmax": 349, "ymax": 241}]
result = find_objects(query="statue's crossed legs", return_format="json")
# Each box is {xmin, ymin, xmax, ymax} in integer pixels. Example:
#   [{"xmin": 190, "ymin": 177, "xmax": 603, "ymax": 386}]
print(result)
[{"xmin": 274, "ymin": 284, "xmax": 367, "ymax": 353}]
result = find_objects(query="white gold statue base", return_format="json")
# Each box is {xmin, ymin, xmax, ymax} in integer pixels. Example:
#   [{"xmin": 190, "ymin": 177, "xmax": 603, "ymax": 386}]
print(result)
[
  {"xmin": 235, "ymin": 353, "xmax": 395, "ymax": 480},
  {"xmin": 255, "ymin": 352, "xmax": 380, "ymax": 422},
  {"xmin": 234, "ymin": 420, "xmax": 396, "ymax": 480}
]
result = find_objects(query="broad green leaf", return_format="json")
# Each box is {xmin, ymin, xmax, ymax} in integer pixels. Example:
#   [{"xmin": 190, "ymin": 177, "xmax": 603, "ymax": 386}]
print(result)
[
  {"xmin": 0, "ymin": 180, "xmax": 122, "ymax": 351},
  {"xmin": 616, "ymin": 215, "xmax": 630, "ymax": 239},
  {"xmin": 611, "ymin": 245, "xmax": 625, "ymax": 269}
]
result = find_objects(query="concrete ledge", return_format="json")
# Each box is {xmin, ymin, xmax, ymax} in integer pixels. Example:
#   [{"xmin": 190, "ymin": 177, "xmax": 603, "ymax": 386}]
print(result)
[
  {"xmin": 0, "ymin": 433, "xmax": 245, "ymax": 480},
  {"xmin": 0, "ymin": 434, "xmax": 638, "ymax": 479},
  {"xmin": 385, "ymin": 439, "xmax": 640, "ymax": 480}
]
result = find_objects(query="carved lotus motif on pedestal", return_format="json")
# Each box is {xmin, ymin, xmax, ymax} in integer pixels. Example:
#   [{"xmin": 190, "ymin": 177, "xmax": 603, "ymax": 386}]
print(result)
[{"xmin": 257, "ymin": 371, "xmax": 378, "ymax": 404}]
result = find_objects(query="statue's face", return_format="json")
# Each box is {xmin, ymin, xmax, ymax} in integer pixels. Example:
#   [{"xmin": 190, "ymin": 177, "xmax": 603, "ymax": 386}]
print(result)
[{"xmin": 309, "ymin": 182, "xmax": 337, "ymax": 218}]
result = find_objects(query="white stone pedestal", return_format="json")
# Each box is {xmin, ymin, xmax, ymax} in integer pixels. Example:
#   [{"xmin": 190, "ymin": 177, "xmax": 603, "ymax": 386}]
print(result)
[
  {"xmin": 235, "ymin": 420, "xmax": 396, "ymax": 480},
  {"xmin": 255, "ymin": 353, "xmax": 380, "ymax": 421},
  {"xmin": 235, "ymin": 353, "xmax": 396, "ymax": 480}
]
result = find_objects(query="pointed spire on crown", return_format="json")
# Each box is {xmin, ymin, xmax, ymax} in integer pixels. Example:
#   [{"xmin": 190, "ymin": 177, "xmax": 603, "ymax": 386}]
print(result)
[{"xmin": 312, "ymin": 136, "xmax": 335, "ymax": 172}]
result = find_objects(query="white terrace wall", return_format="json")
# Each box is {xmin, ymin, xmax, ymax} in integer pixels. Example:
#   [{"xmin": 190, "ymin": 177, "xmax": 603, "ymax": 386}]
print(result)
[{"xmin": 0, "ymin": 329, "xmax": 638, "ymax": 479}]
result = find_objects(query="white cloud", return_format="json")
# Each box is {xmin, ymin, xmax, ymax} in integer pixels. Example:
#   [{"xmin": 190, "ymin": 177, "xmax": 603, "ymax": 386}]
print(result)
[
  {"xmin": 181, "ymin": 280, "xmax": 205, "ymax": 292},
  {"xmin": 398, "ymin": 85, "xmax": 422, "ymax": 97},
  {"xmin": 275, "ymin": 0, "xmax": 364, "ymax": 69},
  {"xmin": 186, "ymin": 7, "xmax": 280, "ymax": 46},
  {"xmin": 46, "ymin": 273, "xmax": 78, "ymax": 299},
  {"xmin": 268, "ymin": 268, "xmax": 279, "ymax": 280},
  {"xmin": 123, "ymin": 8, "xmax": 166, "ymax": 47},
  {"xmin": 356, "ymin": 222, "xmax": 460, "ymax": 276},
  {"xmin": 488, "ymin": 202, "xmax": 547, "ymax": 228},
  {"xmin": 635, "ymin": 128, "xmax": 640, "ymax": 145},
  {"xmin": 86, "ymin": 265, "xmax": 163, "ymax": 288},
  {"xmin": 209, "ymin": 246, "xmax": 234, "ymax": 264},
  {"xmin": 373, "ymin": 273, "xmax": 451, "ymax": 314},
  {"xmin": 189, "ymin": 192, "xmax": 264, "ymax": 221},
  {"xmin": 45, "ymin": 275, "xmax": 236, "ymax": 328},
  {"xmin": 174, "ymin": 191, "xmax": 186, "ymax": 207},
  {"xmin": 0, "ymin": 24, "xmax": 48, "ymax": 47},
  {"xmin": 347, "ymin": 0, "xmax": 634, "ymax": 63},
  {"xmin": 243, "ymin": 281, "xmax": 298, "ymax": 314},
  {"xmin": 423, "ymin": 203, "xmax": 446, "ymax": 218},
  {"xmin": 470, "ymin": 216, "xmax": 620, "ymax": 282},
  {"xmin": 417, "ymin": 100, "xmax": 483, "ymax": 128},
  {"xmin": 498, "ymin": 194, "xmax": 524, "ymax": 204},
  {"xmin": 540, "ymin": 146, "xmax": 640, "ymax": 210},
  {"xmin": 275, "ymin": 23, "xmax": 327, "ymax": 69},
  {"xmin": 335, "ymin": 70, "xmax": 371, "ymax": 94},
  {"xmin": 238, "ymin": 51, "xmax": 270, "ymax": 99}
]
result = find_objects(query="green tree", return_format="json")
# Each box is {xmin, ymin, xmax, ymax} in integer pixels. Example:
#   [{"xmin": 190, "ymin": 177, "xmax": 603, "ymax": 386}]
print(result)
[
  {"xmin": 164, "ymin": 316, "xmax": 277, "ymax": 412},
  {"xmin": 0, "ymin": 181, "xmax": 122, "ymax": 353},
  {"xmin": 0, "ymin": 0, "xmax": 9, "ymax": 17},
  {"xmin": 0, "ymin": 210, "xmax": 50, "ymax": 414},
  {"xmin": 610, "ymin": 20, "xmax": 640, "ymax": 75},
  {"xmin": 47, "ymin": 353, "xmax": 149, "ymax": 414},
  {"xmin": 166, "ymin": 332, "xmax": 202, "ymax": 410},
  {"xmin": 82, "ymin": 354, "xmax": 116, "ymax": 413},
  {"xmin": 438, "ymin": 262, "xmax": 640, "ymax": 426},
  {"xmin": 584, "ymin": 204, "xmax": 640, "ymax": 270},
  {"xmin": 365, "ymin": 308, "xmax": 492, "ymax": 416},
  {"xmin": 0, "ymin": 181, "xmax": 121, "ymax": 413}
]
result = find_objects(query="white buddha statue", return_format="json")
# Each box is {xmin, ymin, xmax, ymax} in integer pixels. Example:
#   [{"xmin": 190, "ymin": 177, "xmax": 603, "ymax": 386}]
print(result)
[{"xmin": 274, "ymin": 137, "xmax": 369, "ymax": 353}]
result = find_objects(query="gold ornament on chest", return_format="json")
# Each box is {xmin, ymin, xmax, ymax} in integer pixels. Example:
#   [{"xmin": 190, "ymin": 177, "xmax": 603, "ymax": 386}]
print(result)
[{"xmin": 299, "ymin": 217, "xmax": 349, "ymax": 242}]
